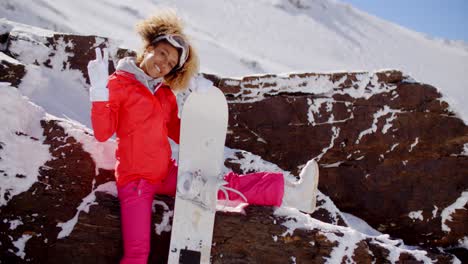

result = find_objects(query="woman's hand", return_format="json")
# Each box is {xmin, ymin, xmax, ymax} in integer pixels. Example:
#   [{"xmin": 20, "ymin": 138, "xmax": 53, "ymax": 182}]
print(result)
[{"xmin": 87, "ymin": 48, "xmax": 110, "ymax": 102}]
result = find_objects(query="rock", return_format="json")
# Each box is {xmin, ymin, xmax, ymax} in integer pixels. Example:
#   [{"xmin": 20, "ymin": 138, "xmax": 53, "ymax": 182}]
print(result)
[
  {"xmin": 0, "ymin": 55, "xmax": 25, "ymax": 87},
  {"xmin": 5, "ymin": 186, "xmax": 455, "ymax": 264},
  {"xmin": 0, "ymin": 107, "xmax": 456, "ymax": 263},
  {"xmin": 0, "ymin": 119, "xmax": 115, "ymax": 263},
  {"xmin": 203, "ymin": 71, "xmax": 468, "ymax": 250}
]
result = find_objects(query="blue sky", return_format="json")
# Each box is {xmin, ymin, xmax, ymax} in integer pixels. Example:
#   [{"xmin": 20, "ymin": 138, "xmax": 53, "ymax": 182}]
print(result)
[{"xmin": 342, "ymin": 0, "xmax": 468, "ymax": 42}]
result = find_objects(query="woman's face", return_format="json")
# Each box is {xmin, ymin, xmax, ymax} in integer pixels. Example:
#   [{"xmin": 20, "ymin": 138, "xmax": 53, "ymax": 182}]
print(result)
[{"xmin": 140, "ymin": 42, "xmax": 179, "ymax": 78}]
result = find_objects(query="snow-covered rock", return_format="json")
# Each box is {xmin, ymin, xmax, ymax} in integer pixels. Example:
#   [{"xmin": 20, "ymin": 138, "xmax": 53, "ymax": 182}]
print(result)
[{"xmin": 210, "ymin": 69, "xmax": 468, "ymax": 252}]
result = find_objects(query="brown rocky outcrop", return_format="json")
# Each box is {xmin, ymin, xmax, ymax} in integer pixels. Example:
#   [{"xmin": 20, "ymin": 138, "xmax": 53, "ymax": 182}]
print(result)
[
  {"xmin": 0, "ymin": 56, "xmax": 25, "ymax": 87},
  {"xmin": 203, "ymin": 71, "xmax": 468, "ymax": 251},
  {"xmin": 3, "ymin": 116, "xmax": 449, "ymax": 263}
]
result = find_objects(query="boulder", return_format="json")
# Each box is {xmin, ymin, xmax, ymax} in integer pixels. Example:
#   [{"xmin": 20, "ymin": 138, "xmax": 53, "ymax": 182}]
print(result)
[{"xmin": 204, "ymin": 71, "xmax": 468, "ymax": 250}]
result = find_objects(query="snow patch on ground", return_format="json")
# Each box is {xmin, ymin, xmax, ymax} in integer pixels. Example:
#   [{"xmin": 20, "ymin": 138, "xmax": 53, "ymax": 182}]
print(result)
[
  {"xmin": 274, "ymin": 207, "xmax": 434, "ymax": 264},
  {"xmin": 408, "ymin": 210, "xmax": 424, "ymax": 221},
  {"xmin": 230, "ymin": 71, "xmax": 401, "ymax": 106},
  {"xmin": 9, "ymin": 234, "xmax": 32, "ymax": 259},
  {"xmin": 0, "ymin": 83, "xmax": 52, "ymax": 207},
  {"xmin": 432, "ymin": 206, "xmax": 438, "ymax": 218},
  {"xmin": 0, "ymin": 51, "xmax": 21, "ymax": 63},
  {"xmin": 461, "ymin": 143, "xmax": 468, "ymax": 156},
  {"xmin": 2, "ymin": 0, "xmax": 468, "ymax": 123},
  {"xmin": 321, "ymin": 161, "xmax": 344, "ymax": 168},
  {"xmin": 306, "ymin": 98, "xmax": 353, "ymax": 126},
  {"xmin": 153, "ymin": 200, "xmax": 173, "ymax": 235},
  {"xmin": 56, "ymin": 181, "xmax": 117, "ymax": 239},
  {"xmin": 315, "ymin": 126, "xmax": 340, "ymax": 161},
  {"xmin": 223, "ymin": 147, "xmax": 295, "ymax": 181},
  {"xmin": 56, "ymin": 117, "xmax": 117, "ymax": 172},
  {"xmin": 325, "ymin": 229, "xmax": 362, "ymax": 264},
  {"xmin": 316, "ymin": 191, "xmax": 347, "ymax": 226},
  {"xmin": 0, "ymin": 18, "xmax": 55, "ymax": 38},
  {"xmin": 441, "ymin": 191, "xmax": 468, "ymax": 232},
  {"xmin": 458, "ymin": 237, "xmax": 468, "ymax": 250},
  {"xmin": 356, "ymin": 106, "xmax": 401, "ymax": 144},
  {"xmin": 387, "ymin": 143, "xmax": 399, "ymax": 153},
  {"xmin": 382, "ymin": 111, "xmax": 400, "ymax": 134},
  {"xmin": 342, "ymin": 212, "xmax": 382, "ymax": 236},
  {"xmin": 409, "ymin": 137, "xmax": 420, "ymax": 152},
  {"xmin": 19, "ymin": 65, "xmax": 92, "ymax": 128},
  {"xmin": 8, "ymin": 219, "xmax": 24, "ymax": 230}
]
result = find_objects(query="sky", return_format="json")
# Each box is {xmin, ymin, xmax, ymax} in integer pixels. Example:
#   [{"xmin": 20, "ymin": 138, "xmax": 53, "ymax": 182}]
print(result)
[{"xmin": 342, "ymin": 0, "xmax": 468, "ymax": 42}]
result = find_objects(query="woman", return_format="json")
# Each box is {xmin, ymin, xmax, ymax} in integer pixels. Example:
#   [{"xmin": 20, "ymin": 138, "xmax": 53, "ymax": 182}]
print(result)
[{"xmin": 88, "ymin": 10, "xmax": 318, "ymax": 264}]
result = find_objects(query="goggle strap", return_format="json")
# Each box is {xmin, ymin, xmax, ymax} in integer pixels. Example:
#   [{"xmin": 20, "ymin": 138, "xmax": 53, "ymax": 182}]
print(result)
[{"xmin": 152, "ymin": 34, "xmax": 189, "ymax": 69}]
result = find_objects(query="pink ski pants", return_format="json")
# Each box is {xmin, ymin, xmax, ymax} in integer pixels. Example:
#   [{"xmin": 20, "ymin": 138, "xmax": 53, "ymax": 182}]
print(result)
[{"xmin": 117, "ymin": 159, "xmax": 284, "ymax": 264}]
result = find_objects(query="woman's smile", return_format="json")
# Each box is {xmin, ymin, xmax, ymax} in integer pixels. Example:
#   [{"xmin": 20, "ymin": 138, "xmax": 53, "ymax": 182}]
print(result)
[{"xmin": 140, "ymin": 42, "xmax": 179, "ymax": 78}]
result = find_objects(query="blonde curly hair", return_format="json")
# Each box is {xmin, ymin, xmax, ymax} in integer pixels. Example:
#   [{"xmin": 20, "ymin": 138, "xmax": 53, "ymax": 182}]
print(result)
[{"xmin": 135, "ymin": 9, "xmax": 199, "ymax": 92}]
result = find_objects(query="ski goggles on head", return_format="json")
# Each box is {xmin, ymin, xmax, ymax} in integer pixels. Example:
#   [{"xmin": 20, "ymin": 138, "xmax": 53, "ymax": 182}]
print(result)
[{"xmin": 151, "ymin": 34, "xmax": 189, "ymax": 70}]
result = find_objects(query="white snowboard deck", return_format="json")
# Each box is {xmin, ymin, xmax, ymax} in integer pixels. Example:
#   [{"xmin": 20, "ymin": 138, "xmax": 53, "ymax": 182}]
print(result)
[{"xmin": 168, "ymin": 87, "xmax": 228, "ymax": 264}]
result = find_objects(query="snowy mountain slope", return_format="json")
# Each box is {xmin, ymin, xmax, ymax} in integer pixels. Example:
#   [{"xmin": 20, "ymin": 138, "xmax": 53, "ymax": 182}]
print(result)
[{"xmin": 1, "ymin": 0, "xmax": 467, "ymax": 123}]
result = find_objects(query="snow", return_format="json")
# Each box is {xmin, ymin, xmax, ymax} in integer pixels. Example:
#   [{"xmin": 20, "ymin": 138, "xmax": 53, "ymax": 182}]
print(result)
[
  {"xmin": 4, "ymin": 21, "xmax": 121, "ymax": 131},
  {"xmin": 57, "ymin": 118, "xmax": 117, "ymax": 172},
  {"xmin": 461, "ymin": 143, "xmax": 468, "ymax": 156},
  {"xmin": 272, "ymin": 235, "xmax": 278, "ymax": 242},
  {"xmin": 231, "ymin": 74, "xmax": 351, "ymax": 103},
  {"xmin": 321, "ymin": 161, "xmax": 344, "ymax": 168},
  {"xmin": 316, "ymin": 191, "xmax": 347, "ymax": 226},
  {"xmin": 371, "ymin": 238, "xmax": 434, "ymax": 264},
  {"xmin": 452, "ymin": 256, "xmax": 462, "ymax": 264},
  {"xmin": 440, "ymin": 191, "xmax": 468, "ymax": 232},
  {"xmin": 408, "ymin": 210, "xmax": 424, "ymax": 222},
  {"xmin": 325, "ymin": 229, "xmax": 362, "ymax": 264},
  {"xmin": 409, "ymin": 137, "xmax": 419, "ymax": 152},
  {"xmin": 432, "ymin": 206, "xmax": 438, "ymax": 219},
  {"xmin": 314, "ymin": 126, "xmax": 340, "ymax": 161},
  {"xmin": 223, "ymin": 147, "xmax": 295, "ymax": 181},
  {"xmin": 18, "ymin": 65, "xmax": 93, "ymax": 128},
  {"xmin": 9, "ymin": 234, "xmax": 32, "ymax": 259},
  {"xmin": 458, "ymin": 237, "xmax": 468, "ymax": 250},
  {"xmin": 0, "ymin": 52, "xmax": 21, "ymax": 64},
  {"xmin": 356, "ymin": 106, "xmax": 401, "ymax": 144},
  {"xmin": 0, "ymin": 83, "xmax": 52, "ymax": 207},
  {"xmin": 342, "ymin": 212, "xmax": 381, "ymax": 236},
  {"xmin": 306, "ymin": 98, "xmax": 354, "ymax": 126},
  {"xmin": 387, "ymin": 143, "xmax": 399, "ymax": 153},
  {"xmin": 290, "ymin": 256, "xmax": 296, "ymax": 263},
  {"xmin": 57, "ymin": 181, "xmax": 117, "ymax": 239},
  {"xmin": 8, "ymin": 219, "xmax": 24, "ymax": 230},
  {"xmin": 153, "ymin": 200, "xmax": 174, "ymax": 235},
  {"xmin": 216, "ymin": 200, "xmax": 249, "ymax": 214},
  {"xmin": 1, "ymin": 0, "xmax": 466, "ymax": 123},
  {"xmin": 381, "ymin": 110, "xmax": 401, "ymax": 134},
  {"xmin": 223, "ymin": 147, "xmax": 348, "ymax": 221},
  {"xmin": 0, "ymin": 17, "xmax": 55, "ymax": 38},
  {"xmin": 225, "ymin": 71, "xmax": 403, "ymax": 107},
  {"xmin": 8, "ymin": 31, "xmax": 57, "ymax": 67},
  {"xmin": 274, "ymin": 207, "xmax": 434, "ymax": 264}
]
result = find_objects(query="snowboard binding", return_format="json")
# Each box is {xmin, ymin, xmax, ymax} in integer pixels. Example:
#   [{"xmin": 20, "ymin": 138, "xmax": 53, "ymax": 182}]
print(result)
[{"xmin": 177, "ymin": 170, "xmax": 248, "ymax": 211}]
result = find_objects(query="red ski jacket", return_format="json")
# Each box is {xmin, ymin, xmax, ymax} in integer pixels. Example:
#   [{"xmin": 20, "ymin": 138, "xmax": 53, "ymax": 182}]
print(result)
[{"xmin": 91, "ymin": 70, "xmax": 180, "ymax": 187}]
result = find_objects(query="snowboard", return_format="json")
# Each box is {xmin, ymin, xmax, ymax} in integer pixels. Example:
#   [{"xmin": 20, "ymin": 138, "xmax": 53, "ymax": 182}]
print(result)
[{"xmin": 168, "ymin": 86, "xmax": 228, "ymax": 264}]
